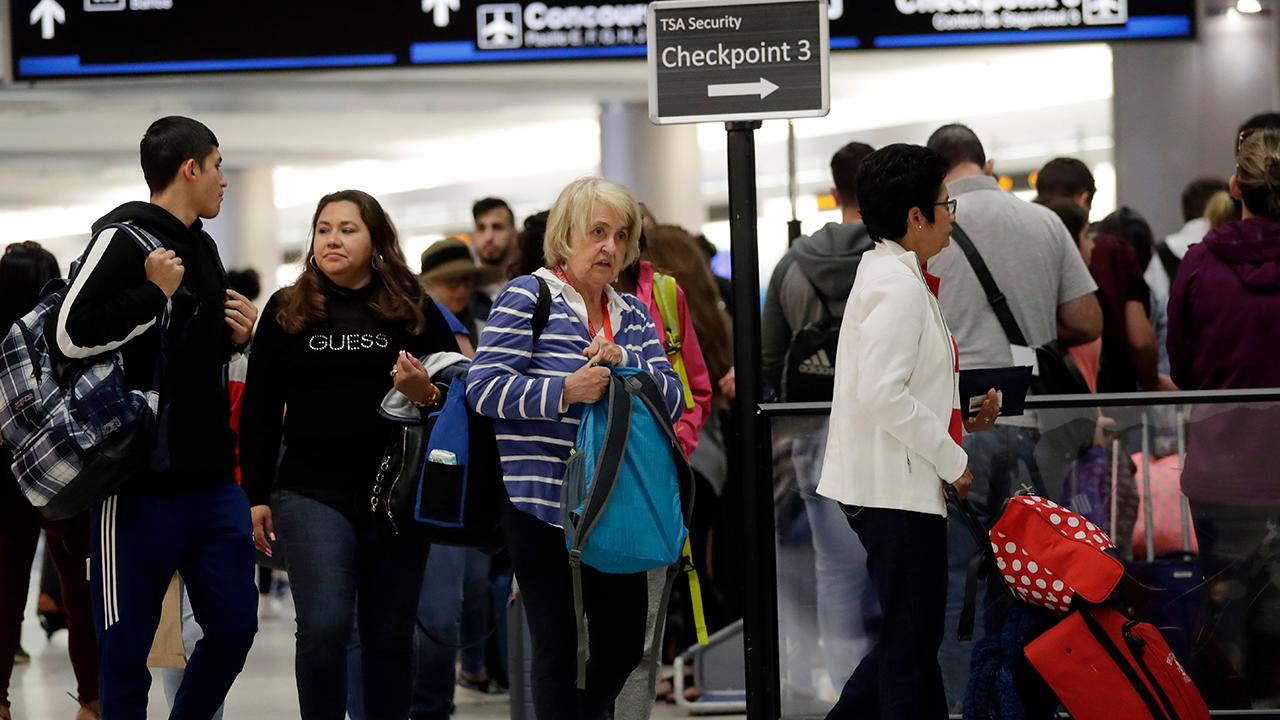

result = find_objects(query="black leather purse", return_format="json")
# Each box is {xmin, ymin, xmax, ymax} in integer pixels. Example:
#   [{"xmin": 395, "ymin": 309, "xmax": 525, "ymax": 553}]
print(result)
[
  {"xmin": 370, "ymin": 274, "xmax": 554, "ymax": 545},
  {"xmin": 371, "ymin": 405, "xmax": 434, "ymax": 537}
]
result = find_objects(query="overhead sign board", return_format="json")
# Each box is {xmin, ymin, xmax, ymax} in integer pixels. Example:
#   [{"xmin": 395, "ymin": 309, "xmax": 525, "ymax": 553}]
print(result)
[
  {"xmin": 647, "ymin": 0, "xmax": 829, "ymax": 125},
  {"xmin": 7, "ymin": 0, "xmax": 1193, "ymax": 81}
]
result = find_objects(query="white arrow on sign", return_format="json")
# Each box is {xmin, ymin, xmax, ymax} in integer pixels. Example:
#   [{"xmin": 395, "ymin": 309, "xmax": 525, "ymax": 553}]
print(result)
[
  {"xmin": 707, "ymin": 78, "xmax": 779, "ymax": 100},
  {"xmin": 30, "ymin": 0, "xmax": 65, "ymax": 40},
  {"xmin": 423, "ymin": 0, "xmax": 460, "ymax": 27}
]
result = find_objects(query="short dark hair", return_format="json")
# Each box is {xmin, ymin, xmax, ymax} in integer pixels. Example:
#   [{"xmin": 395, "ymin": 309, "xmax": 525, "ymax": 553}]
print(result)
[
  {"xmin": 1181, "ymin": 177, "xmax": 1229, "ymax": 221},
  {"xmin": 226, "ymin": 268, "xmax": 262, "ymax": 302},
  {"xmin": 1237, "ymin": 112, "xmax": 1280, "ymax": 154},
  {"xmin": 925, "ymin": 124, "xmax": 985, "ymax": 170},
  {"xmin": 1095, "ymin": 207, "xmax": 1156, "ymax": 269},
  {"xmin": 516, "ymin": 210, "xmax": 551, "ymax": 276},
  {"xmin": 830, "ymin": 141, "xmax": 875, "ymax": 207},
  {"xmin": 472, "ymin": 197, "xmax": 515, "ymax": 226},
  {"xmin": 140, "ymin": 116, "xmax": 219, "ymax": 195},
  {"xmin": 1035, "ymin": 196, "xmax": 1089, "ymax": 246},
  {"xmin": 857, "ymin": 144, "xmax": 948, "ymax": 243},
  {"xmin": 1035, "ymin": 158, "xmax": 1096, "ymax": 205},
  {"xmin": 1, "ymin": 242, "xmax": 61, "ymax": 328}
]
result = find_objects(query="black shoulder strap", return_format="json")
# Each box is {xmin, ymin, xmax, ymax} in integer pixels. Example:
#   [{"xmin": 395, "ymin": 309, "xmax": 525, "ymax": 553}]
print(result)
[
  {"xmin": 531, "ymin": 276, "xmax": 552, "ymax": 342},
  {"xmin": 1156, "ymin": 242, "xmax": 1181, "ymax": 285},
  {"xmin": 1080, "ymin": 610, "xmax": 1174, "ymax": 720},
  {"xmin": 949, "ymin": 223, "xmax": 1029, "ymax": 347}
]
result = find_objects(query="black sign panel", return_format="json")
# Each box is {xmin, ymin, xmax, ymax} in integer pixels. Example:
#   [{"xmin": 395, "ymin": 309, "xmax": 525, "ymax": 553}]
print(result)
[
  {"xmin": 9, "ymin": 0, "xmax": 652, "ymax": 79},
  {"xmin": 7, "ymin": 0, "xmax": 1193, "ymax": 81},
  {"xmin": 647, "ymin": 0, "xmax": 828, "ymax": 124}
]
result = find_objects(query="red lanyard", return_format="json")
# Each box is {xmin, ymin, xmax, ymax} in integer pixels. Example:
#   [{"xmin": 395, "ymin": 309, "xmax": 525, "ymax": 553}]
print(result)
[{"xmin": 553, "ymin": 267, "xmax": 614, "ymax": 341}]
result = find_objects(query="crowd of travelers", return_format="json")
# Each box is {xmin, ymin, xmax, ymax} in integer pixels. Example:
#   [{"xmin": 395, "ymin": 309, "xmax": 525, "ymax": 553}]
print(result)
[{"xmin": 0, "ymin": 108, "xmax": 1277, "ymax": 720}]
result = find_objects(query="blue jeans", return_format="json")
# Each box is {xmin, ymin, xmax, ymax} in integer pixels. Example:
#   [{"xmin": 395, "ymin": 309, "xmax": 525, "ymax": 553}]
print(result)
[
  {"xmin": 792, "ymin": 424, "xmax": 874, "ymax": 691},
  {"xmin": 940, "ymin": 426, "xmax": 1042, "ymax": 711},
  {"xmin": 411, "ymin": 546, "xmax": 491, "ymax": 719},
  {"xmin": 273, "ymin": 490, "xmax": 428, "ymax": 720}
]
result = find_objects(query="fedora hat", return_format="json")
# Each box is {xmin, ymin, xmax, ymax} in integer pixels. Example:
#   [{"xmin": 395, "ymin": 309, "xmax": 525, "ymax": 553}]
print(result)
[{"xmin": 419, "ymin": 237, "xmax": 502, "ymax": 285}]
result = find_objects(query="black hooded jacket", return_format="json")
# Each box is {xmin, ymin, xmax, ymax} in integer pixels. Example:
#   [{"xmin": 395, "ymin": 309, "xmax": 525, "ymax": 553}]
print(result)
[{"xmin": 56, "ymin": 201, "xmax": 238, "ymax": 493}]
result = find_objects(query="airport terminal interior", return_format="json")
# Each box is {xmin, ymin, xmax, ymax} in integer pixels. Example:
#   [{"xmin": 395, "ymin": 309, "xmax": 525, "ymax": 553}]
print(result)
[{"xmin": 3, "ymin": 0, "xmax": 1280, "ymax": 717}]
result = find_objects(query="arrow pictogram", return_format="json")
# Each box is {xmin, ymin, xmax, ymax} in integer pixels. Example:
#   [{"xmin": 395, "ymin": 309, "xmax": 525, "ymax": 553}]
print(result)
[
  {"xmin": 30, "ymin": 0, "xmax": 66, "ymax": 40},
  {"xmin": 707, "ymin": 78, "xmax": 779, "ymax": 99}
]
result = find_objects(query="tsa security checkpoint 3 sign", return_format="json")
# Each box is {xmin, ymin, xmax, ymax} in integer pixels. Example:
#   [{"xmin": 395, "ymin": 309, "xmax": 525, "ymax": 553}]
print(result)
[{"xmin": 647, "ymin": 0, "xmax": 829, "ymax": 124}]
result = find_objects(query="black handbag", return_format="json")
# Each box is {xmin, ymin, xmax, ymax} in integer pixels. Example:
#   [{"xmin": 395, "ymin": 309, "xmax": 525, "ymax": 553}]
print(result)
[
  {"xmin": 370, "ymin": 275, "xmax": 553, "ymax": 545},
  {"xmin": 370, "ymin": 393, "xmax": 506, "ymax": 550},
  {"xmin": 950, "ymin": 224, "xmax": 1091, "ymax": 396},
  {"xmin": 371, "ymin": 404, "xmax": 434, "ymax": 536}
]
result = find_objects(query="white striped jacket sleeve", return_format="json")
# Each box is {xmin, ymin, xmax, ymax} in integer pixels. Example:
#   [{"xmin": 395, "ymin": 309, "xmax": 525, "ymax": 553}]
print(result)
[{"xmin": 466, "ymin": 279, "xmax": 567, "ymax": 421}]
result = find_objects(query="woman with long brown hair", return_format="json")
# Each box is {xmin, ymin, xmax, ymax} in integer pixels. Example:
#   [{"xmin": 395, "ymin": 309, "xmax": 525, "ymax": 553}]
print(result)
[
  {"xmin": 240, "ymin": 190, "xmax": 460, "ymax": 720},
  {"xmin": 642, "ymin": 224, "xmax": 739, "ymax": 703}
]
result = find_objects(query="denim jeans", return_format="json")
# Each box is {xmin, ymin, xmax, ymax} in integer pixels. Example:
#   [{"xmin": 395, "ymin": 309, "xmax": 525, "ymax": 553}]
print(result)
[
  {"xmin": 792, "ymin": 423, "xmax": 875, "ymax": 691},
  {"xmin": 939, "ymin": 426, "xmax": 1042, "ymax": 711},
  {"xmin": 274, "ymin": 490, "xmax": 428, "ymax": 720},
  {"xmin": 411, "ymin": 545, "xmax": 491, "ymax": 719}
]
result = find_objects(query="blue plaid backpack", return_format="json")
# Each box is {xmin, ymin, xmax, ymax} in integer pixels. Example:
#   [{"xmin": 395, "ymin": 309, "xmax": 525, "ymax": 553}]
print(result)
[{"xmin": 0, "ymin": 222, "xmax": 165, "ymax": 519}]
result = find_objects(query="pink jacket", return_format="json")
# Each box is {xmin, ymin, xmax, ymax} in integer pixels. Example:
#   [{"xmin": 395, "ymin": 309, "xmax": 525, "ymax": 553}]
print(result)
[{"xmin": 634, "ymin": 262, "xmax": 713, "ymax": 456}]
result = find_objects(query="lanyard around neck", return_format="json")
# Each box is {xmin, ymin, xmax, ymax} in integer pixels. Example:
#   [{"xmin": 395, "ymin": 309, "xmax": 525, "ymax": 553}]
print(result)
[{"xmin": 553, "ymin": 266, "xmax": 614, "ymax": 342}]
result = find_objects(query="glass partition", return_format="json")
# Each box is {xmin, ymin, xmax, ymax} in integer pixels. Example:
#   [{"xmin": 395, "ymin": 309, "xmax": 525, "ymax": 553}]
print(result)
[{"xmin": 765, "ymin": 392, "xmax": 1280, "ymax": 718}]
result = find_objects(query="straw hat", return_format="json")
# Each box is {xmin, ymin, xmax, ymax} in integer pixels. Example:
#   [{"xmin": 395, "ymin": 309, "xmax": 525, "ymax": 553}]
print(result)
[{"xmin": 419, "ymin": 237, "xmax": 502, "ymax": 285}]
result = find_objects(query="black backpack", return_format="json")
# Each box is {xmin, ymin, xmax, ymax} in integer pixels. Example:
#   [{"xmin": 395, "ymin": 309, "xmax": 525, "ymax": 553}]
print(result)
[{"xmin": 780, "ymin": 272, "xmax": 841, "ymax": 403}]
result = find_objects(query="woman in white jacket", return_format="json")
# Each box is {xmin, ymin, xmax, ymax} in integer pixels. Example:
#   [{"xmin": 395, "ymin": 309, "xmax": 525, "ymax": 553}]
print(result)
[{"xmin": 818, "ymin": 144, "xmax": 998, "ymax": 719}]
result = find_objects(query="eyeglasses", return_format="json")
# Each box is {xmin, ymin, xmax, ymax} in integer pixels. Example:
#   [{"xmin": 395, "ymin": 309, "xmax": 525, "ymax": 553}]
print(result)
[{"xmin": 935, "ymin": 198, "xmax": 958, "ymax": 215}]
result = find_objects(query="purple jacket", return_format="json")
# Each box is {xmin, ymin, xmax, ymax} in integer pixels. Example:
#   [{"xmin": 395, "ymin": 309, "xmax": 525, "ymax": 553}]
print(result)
[{"xmin": 1167, "ymin": 218, "xmax": 1280, "ymax": 506}]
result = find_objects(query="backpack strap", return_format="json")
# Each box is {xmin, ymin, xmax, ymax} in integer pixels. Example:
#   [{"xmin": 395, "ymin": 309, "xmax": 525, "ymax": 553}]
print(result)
[
  {"xmin": 652, "ymin": 274, "xmax": 695, "ymax": 412},
  {"xmin": 1156, "ymin": 242, "xmax": 1180, "ymax": 287},
  {"xmin": 949, "ymin": 224, "xmax": 1030, "ymax": 347},
  {"xmin": 568, "ymin": 374, "xmax": 632, "ymax": 688},
  {"xmin": 531, "ymin": 275, "xmax": 552, "ymax": 343}
]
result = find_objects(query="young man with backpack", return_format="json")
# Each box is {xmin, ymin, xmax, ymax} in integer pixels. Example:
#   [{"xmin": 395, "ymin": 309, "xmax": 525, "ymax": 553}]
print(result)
[
  {"xmin": 56, "ymin": 116, "xmax": 259, "ymax": 719},
  {"xmin": 761, "ymin": 141, "xmax": 878, "ymax": 695}
]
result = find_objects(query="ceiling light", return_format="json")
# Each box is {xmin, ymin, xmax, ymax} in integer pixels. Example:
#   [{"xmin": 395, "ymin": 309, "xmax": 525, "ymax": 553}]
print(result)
[{"xmin": 1237, "ymin": 0, "xmax": 1263, "ymax": 13}]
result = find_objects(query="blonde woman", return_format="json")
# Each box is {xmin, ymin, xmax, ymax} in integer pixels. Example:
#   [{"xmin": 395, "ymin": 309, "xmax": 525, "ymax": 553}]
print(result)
[{"xmin": 466, "ymin": 178, "xmax": 683, "ymax": 719}]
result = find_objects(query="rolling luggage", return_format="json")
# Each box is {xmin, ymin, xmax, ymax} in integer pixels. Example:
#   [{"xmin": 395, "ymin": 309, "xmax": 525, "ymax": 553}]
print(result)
[
  {"xmin": 1025, "ymin": 606, "xmax": 1209, "ymax": 720},
  {"xmin": 1125, "ymin": 412, "xmax": 1205, "ymax": 668}
]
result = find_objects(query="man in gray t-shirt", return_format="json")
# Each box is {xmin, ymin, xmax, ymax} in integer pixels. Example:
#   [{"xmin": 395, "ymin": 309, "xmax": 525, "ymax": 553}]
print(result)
[
  {"xmin": 926, "ymin": 126, "xmax": 1101, "ymax": 411},
  {"xmin": 925, "ymin": 124, "xmax": 1102, "ymax": 709}
]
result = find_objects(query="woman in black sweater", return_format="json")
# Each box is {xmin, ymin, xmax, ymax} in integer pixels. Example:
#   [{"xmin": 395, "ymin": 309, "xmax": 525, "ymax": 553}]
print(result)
[{"xmin": 240, "ymin": 190, "xmax": 458, "ymax": 720}]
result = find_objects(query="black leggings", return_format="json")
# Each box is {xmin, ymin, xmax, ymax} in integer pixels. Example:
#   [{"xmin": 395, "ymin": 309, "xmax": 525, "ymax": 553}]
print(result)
[{"xmin": 503, "ymin": 501, "xmax": 648, "ymax": 720}]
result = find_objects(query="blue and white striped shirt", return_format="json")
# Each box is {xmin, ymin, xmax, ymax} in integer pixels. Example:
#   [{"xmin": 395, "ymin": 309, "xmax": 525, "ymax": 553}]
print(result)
[{"xmin": 466, "ymin": 268, "xmax": 684, "ymax": 527}]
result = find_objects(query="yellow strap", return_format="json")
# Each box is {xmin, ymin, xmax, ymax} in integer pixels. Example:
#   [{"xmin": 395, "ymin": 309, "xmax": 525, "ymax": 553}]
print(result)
[
  {"xmin": 682, "ymin": 538, "xmax": 710, "ymax": 646},
  {"xmin": 653, "ymin": 274, "xmax": 696, "ymax": 411}
]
